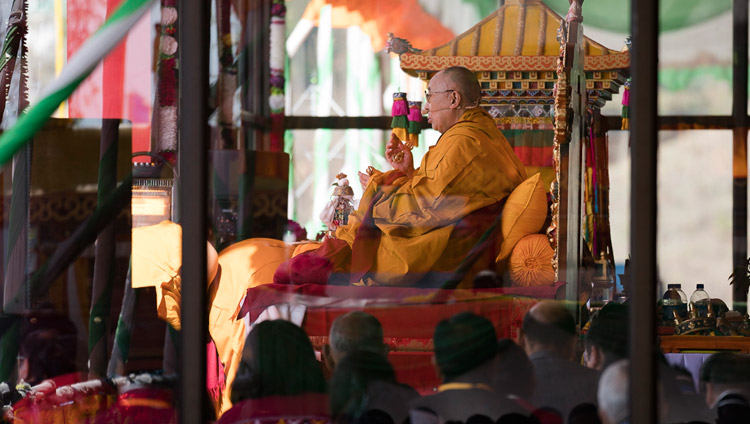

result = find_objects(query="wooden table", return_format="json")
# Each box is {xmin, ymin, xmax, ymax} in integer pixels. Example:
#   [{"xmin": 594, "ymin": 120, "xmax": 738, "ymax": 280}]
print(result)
[{"xmin": 660, "ymin": 335, "xmax": 750, "ymax": 353}]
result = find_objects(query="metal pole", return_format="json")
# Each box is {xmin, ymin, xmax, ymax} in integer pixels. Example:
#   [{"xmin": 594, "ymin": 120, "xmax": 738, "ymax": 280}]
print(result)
[
  {"xmin": 88, "ymin": 118, "xmax": 119, "ymax": 378},
  {"xmin": 629, "ymin": 0, "xmax": 658, "ymax": 422},
  {"xmin": 178, "ymin": 0, "xmax": 209, "ymax": 422},
  {"xmin": 732, "ymin": 0, "xmax": 749, "ymax": 313}
]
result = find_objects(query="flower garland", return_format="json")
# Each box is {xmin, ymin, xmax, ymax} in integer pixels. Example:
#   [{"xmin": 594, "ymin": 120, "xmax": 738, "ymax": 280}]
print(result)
[
  {"xmin": 217, "ymin": 0, "xmax": 236, "ymax": 148},
  {"xmin": 156, "ymin": 0, "xmax": 178, "ymax": 156},
  {"xmin": 269, "ymin": 0, "xmax": 285, "ymax": 151}
]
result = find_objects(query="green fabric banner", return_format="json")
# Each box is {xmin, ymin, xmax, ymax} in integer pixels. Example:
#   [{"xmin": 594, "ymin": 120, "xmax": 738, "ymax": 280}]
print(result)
[{"xmin": 541, "ymin": 0, "xmax": 729, "ymax": 34}]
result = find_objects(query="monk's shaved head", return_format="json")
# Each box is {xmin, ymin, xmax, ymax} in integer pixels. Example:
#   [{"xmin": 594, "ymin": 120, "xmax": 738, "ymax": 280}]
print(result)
[
  {"xmin": 522, "ymin": 301, "xmax": 576, "ymax": 355},
  {"xmin": 529, "ymin": 301, "xmax": 576, "ymax": 328},
  {"xmin": 440, "ymin": 66, "xmax": 481, "ymax": 107},
  {"xmin": 328, "ymin": 311, "xmax": 386, "ymax": 366}
]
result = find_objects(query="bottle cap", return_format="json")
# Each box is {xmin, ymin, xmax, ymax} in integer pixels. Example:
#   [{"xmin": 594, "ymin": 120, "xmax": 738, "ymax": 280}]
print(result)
[
  {"xmin": 667, "ymin": 284, "xmax": 676, "ymax": 289},
  {"xmin": 697, "ymin": 283, "xmax": 704, "ymax": 290}
]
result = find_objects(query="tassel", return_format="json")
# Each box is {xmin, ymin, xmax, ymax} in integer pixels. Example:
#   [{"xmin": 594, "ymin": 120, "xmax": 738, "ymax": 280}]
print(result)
[
  {"xmin": 407, "ymin": 101, "xmax": 422, "ymax": 147},
  {"xmin": 621, "ymin": 79, "xmax": 631, "ymax": 131},
  {"xmin": 408, "ymin": 120, "xmax": 421, "ymax": 134},
  {"xmin": 391, "ymin": 92, "xmax": 408, "ymax": 116},
  {"xmin": 391, "ymin": 115, "xmax": 408, "ymax": 130},
  {"xmin": 392, "ymin": 127, "xmax": 409, "ymax": 142},
  {"xmin": 407, "ymin": 101, "xmax": 422, "ymax": 125}
]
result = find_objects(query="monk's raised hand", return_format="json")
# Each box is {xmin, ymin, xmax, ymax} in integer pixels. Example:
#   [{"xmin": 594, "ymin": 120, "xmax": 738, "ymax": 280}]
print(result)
[
  {"xmin": 358, "ymin": 171, "xmax": 371, "ymax": 191},
  {"xmin": 385, "ymin": 133, "xmax": 402, "ymax": 161},
  {"xmin": 385, "ymin": 133, "xmax": 415, "ymax": 177}
]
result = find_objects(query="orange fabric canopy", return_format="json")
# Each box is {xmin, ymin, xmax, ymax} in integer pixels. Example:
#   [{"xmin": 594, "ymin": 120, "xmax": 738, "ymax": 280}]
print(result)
[{"xmin": 301, "ymin": 0, "xmax": 455, "ymax": 51}]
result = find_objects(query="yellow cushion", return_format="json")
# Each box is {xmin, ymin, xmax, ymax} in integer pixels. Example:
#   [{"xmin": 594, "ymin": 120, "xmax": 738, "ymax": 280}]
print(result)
[
  {"xmin": 509, "ymin": 234, "xmax": 556, "ymax": 287},
  {"xmin": 496, "ymin": 173, "xmax": 548, "ymax": 261}
]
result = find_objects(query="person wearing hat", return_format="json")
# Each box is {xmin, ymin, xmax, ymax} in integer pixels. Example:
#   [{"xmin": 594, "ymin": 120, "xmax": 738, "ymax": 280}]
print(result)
[{"xmin": 409, "ymin": 312, "xmax": 526, "ymax": 423}]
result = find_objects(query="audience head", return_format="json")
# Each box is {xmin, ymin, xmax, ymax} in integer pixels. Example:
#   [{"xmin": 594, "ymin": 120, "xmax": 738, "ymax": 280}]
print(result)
[
  {"xmin": 330, "ymin": 350, "xmax": 397, "ymax": 421},
  {"xmin": 584, "ymin": 302, "xmax": 629, "ymax": 371},
  {"xmin": 325, "ymin": 311, "xmax": 388, "ymax": 369},
  {"xmin": 520, "ymin": 301, "xmax": 577, "ymax": 359},
  {"xmin": 597, "ymin": 359, "xmax": 629, "ymax": 424},
  {"xmin": 18, "ymin": 328, "xmax": 77, "ymax": 386},
  {"xmin": 716, "ymin": 393, "xmax": 750, "ymax": 424},
  {"xmin": 493, "ymin": 338, "xmax": 535, "ymax": 399},
  {"xmin": 433, "ymin": 312, "xmax": 497, "ymax": 382},
  {"xmin": 231, "ymin": 319, "xmax": 326, "ymax": 402},
  {"xmin": 700, "ymin": 352, "xmax": 750, "ymax": 409}
]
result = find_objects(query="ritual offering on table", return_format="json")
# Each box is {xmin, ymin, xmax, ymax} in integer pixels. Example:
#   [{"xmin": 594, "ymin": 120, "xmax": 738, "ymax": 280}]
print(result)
[{"xmin": 319, "ymin": 173, "xmax": 355, "ymax": 233}]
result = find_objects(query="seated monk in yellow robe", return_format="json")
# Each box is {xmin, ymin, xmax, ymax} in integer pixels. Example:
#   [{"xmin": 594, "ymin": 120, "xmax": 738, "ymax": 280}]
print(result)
[{"xmin": 274, "ymin": 66, "xmax": 527, "ymax": 287}]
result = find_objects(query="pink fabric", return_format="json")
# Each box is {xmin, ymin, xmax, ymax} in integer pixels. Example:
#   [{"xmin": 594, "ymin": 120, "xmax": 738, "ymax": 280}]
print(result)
[
  {"xmin": 274, "ymin": 254, "xmax": 334, "ymax": 285},
  {"xmin": 67, "ymin": 0, "xmax": 152, "ymax": 157},
  {"xmin": 206, "ymin": 340, "xmax": 226, "ymax": 405},
  {"xmin": 391, "ymin": 93, "xmax": 408, "ymax": 116},
  {"xmin": 217, "ymin": 393, "xmax": 330, "ymax": 424},
  {"xmin": 408, "ymin": 102, "xmax": 422, "ymax": 121},
  {"xmin": 240, "ymin": 282, "xmax": 565, "ymax": 323}
]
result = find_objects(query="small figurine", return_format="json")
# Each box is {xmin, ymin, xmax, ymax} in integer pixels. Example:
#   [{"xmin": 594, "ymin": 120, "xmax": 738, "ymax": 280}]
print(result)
[{"xmin": 320, "ymin": 173, "xmax": 355, "ymax": 233}]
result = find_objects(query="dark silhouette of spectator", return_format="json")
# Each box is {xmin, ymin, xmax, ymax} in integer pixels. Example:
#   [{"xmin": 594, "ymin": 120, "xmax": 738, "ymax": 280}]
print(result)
[
  {"xmin": 410, "ymin": 313, "xmax": 526, "ymax": 423},
  {"xmin": 493, "ymin": 338, "xmax": 535, "ymax": 402},
  {"xmin": 330, "ymin": 350, "xmax": 417, "ymax": 424},
  {"xmin": 583, "ymin": 303, "xmax": 628, "ymax": 372},
  {"xmin": 356, "ymin": 409, "xmax": 396, "ymax": 424},
  {"xmin": 18, "ymin": 328, "xmax": 77, "ymax": 387},
  {"xmin": 324, "ymin": 311, "xmax": 389, "ymax": 371},
  {"xmin": 567, "ymin": 403, "xmax": 600, "ymax": 424},
  {"xmin": 716, "ymin": 393, "xmax": 750, "ymax": 424},
  {"xmin": 700, "ymin": 352, "xmax": 750, "ymax": 424},
  {"xmin": 466, "ymin": 414, "xmax": 495, "ymax": 424},
  {"xmin": 220, "ymin": 320, "xmax": 328, "ymax": 423},
  {"xmin": 584, "ymin": 303, "xmax": 712, "ymax": 422},
  {"xmin": 496, "ymin": 413, "xmax": 536, "ymax": 424},
  {"xmin": 519, "ymin": 301, "xmax": 599, "ymax": 420}
]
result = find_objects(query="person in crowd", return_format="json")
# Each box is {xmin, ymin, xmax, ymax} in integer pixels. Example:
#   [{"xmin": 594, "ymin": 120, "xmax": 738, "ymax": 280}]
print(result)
[
  {"xmin": 325, "ymin": 311, "xmax": 417, "ymax": 424},
  {"xmin": 584, "ymin": 302, "xmax": 712, "ymax": 423},
  {"xmin": 597, "ymin": 359, "xmax": 629, "ymax": 424},
  {"xmin": 275, "ymin": 65, "xmax": 527, "ymax": 287},
  {"xmin": 323, "ymin": 311, "xmax": 389, "ymax": 370},
  {"xmin": 410, "ymin": 312, "xmax": 527, "ymax": 423},
  {"xmin": 700, "ymin": 352, "xmax": 750, "ymax": 424},
  {"xmin": 583, "ymin": 302, "xmax": 628, "ymax": 372},
  {"xmin": 330, "ymin": 350, "xmax": 418, "ymax": 424},
  {"xmin": 17, "ymin": 328, "xmax": 77, "ymax": 387},
  {"xmin": 220, "ymin": 320, "xmax": 328, "ymax": 423},
  {"xmin": 519, "ymin": 300, "xmax": 599, "ymax": 419},
  {"xmin": 493, "ymin": 338, "xmax": 535, "ymax": 404}
]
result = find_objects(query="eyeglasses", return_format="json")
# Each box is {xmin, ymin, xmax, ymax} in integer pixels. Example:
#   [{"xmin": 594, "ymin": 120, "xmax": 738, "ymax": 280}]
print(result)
[{"xmin": 424, "ymin": 89, "xmax": 454, "ymax": 102}]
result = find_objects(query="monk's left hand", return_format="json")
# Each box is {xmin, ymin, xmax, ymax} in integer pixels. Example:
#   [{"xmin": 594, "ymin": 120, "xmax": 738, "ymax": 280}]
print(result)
[
  {"xmin": 386, "ymin": 133, "xmax": 415, "ymax": 177},
  {"xmin": 358, "ymin": 171, "xmax": 371, "ymax": 191}
]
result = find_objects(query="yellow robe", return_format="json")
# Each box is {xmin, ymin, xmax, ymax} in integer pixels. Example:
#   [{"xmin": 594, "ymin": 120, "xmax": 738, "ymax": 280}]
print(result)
[{"xmin": 336, "ymin": 108, "xmax": 526, "ymax": 286}]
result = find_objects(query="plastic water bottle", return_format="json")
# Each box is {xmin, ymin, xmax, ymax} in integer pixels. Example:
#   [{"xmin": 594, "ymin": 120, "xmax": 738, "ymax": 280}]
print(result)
[
  {"xmin": 689, "ymin": 283, "xmax": 711, "ymax": 318},
  {"xmin": 675, "ymin": 284, "xmax": 688, "ymax": 319},
  {"xmin": 662, "ymin": 284, "xmax": 684, "ymax": 325}
]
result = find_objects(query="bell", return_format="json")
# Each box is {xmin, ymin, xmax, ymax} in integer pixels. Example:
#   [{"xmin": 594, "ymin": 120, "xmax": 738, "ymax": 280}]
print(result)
[{"xmin": 332, "ymin": 185, "xmax": 354, "ymax": 196}]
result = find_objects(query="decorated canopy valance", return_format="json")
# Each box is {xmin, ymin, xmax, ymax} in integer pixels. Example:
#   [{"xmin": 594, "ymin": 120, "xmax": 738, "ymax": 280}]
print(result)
[{"xmin": 399, "ymin": 0, "xmax": 630, "ymax": 130}]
